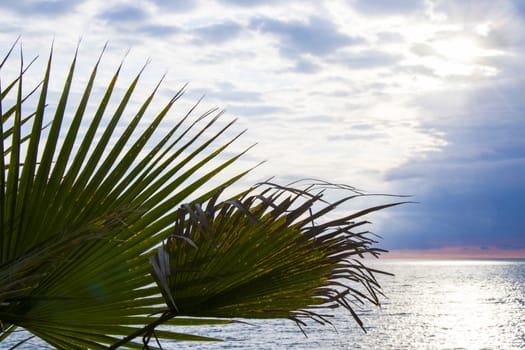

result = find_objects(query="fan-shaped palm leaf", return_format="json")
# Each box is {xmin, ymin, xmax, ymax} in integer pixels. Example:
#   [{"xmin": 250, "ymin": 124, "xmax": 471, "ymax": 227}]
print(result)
[
  {"xmin": 145, "ymin": 181, "xmax": 404, "ymax": 345},
  {"xmin": 0, "ymin": 43, "xmax": 251, "ymax": 348}
]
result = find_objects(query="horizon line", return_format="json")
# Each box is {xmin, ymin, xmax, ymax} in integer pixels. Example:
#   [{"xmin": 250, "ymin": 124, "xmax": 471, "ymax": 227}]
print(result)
[{"xmin": 382, "ymin": 246, "xmax": 525, "ymax": 259}]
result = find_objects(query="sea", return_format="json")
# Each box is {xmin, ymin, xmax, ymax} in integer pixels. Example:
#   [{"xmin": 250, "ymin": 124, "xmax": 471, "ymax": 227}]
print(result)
[{"xmin": 4, "ymin": 259, "xmax": 525, "ymax": 349}]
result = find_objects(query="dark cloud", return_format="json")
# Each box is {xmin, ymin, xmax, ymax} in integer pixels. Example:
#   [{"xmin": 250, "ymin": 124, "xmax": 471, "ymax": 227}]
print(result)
[
  {"xmin": 351, "ymin": 0, "xmax": 425, "ymax": 15},
  {"xmin": 382, "ymin": 78, "xmax": 525, "ymax": 250},
  {"xmin": 384, "ymin": 176, "xmax": 525, "ymax": 250},
  {"xmin": 513, "ymin": 0, "xmax": 525, "ymax": 18},
  {"xmin": 97, "ymin": 5, "xmax": 148, "ymax": 23},
  {"xmin": 250, "ymin": 16, "xmax": 363, "ymax": 59},
  {"xmin": 0, "ymin": 0, "xmax": 82, "ymax": 15},
  {"xmin": 193, "ymin": 21, "xmax": 243, "ymax": 44}
]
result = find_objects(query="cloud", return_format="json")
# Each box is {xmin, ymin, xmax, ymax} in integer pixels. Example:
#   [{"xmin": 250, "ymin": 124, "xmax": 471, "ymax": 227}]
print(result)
[
  {"xmin": 481, "ymin": 18, "xmax": 525, "ymax": 51},
  {"xmin": 330, "ymin": 131, "xmax": 389, "ymax": 141},
  {"xmin": 432, "ymin": 0, "xmax": 509, "ymax": 22},
  {"xmin": 218, "ymin": 0, "xmax": 278, "ymax": 7},
  {"xmin": 250, "ymin": 16, "xmax": 363, "ymax": 59},
  {"xmin": 0, "ymin": 0, "xmax": 82, "ymax": 15},
  {"xmin": 376, "ymin": 32, "xmax": 405, "ymax": 43},
  {"xmin": 331, "ymin": 49, "xmax": 402, "ymax": 70},
  {"xmin": 140, "ymin": 24, "xmax": 181, "ymax": 38},
  {"xmin": 514, "ymin": 0, "xmax": 525, "ymax": 18},
  {"xmin": 397, "ymin": 64, "xmax": 437, "ymax": 77},
  {"xmin": 384, "ymin": 178, "xmax": 525, "ymax": 250},
  {"xmin": 197, "ymin": 82, "xmax": 263, "ymax": 103},
  {"xmin": 97, "ymin": 5, "xmax": 148, "ymax": 23},
  {"xmin": 226, "ymin": 104, "xmax": 285, "ymax": 117},
  {"xmin": 349, "ymin": 123, "xmax": 376, "ymax": 131},
  {"xmin": 194, "ymin": 49, "xmax": 256, "ymax": 65},
  {"xmin": 292, "ymin": 58, "xmax": 321, "ymax": 73},
  {"xmin": 294, "ymin": 115, "xmax": 339, "ymax": 124},
  {"xmin": 149, "ymin": 0, "xmax": 198, "ymax": 12},
  {"xmin": 351, "ymin": 0, "xmax": 425, "ymax": 15},
  {"xmin": 192, "ymin": 21, "xmax": 244, "ymax": 44},
  {"xmin": 410, "ymin": 43, "xmax": 438, "ymax": 57},
  {"xmin": 382, "ymin": 77, "xmax": 525, "ymax": 250}
]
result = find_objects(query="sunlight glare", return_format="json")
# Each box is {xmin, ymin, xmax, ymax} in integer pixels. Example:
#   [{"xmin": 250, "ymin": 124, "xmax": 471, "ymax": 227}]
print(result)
[
  {"xmin": 433, "ymin": 36, "xmax": 487, "ymax": 63},
  {"xmin": 417, "ymin": 35, "xmax": 503, "ymax": 78}
]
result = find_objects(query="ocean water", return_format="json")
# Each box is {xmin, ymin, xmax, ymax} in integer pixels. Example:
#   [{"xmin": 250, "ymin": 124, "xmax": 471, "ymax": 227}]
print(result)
[
  {"xmin": 4, "ymin": 259, "xmax": 525, "ymax": 349},
  {"xmin": 163, "ymin": 259, "xmax": 525, "ymax": 350}
]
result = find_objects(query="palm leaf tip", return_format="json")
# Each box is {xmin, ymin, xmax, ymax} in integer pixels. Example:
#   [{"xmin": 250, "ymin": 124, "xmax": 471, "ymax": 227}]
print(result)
[{"xmin": 151, "ymin": 180, "xmax": 398, "ymax": 333}]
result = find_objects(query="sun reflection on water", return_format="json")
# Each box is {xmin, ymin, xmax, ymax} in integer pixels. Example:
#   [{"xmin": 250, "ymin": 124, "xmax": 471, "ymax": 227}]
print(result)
[
  {"xmin": 367, "ymin": 259, "xmax": 525, "ymax": 349},
  {"xmin": 426, "ymin": 277, "xmax": 502, "ymax": 349}
]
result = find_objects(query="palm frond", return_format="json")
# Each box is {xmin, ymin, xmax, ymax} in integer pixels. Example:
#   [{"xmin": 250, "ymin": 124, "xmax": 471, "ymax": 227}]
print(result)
[
  {"xmin": 150, "ymin": 181, "xmax": 403, "ymax": 337},
  {"xmin": 0, "ymin": 43, "xmax": 250, "ymax": 348}
]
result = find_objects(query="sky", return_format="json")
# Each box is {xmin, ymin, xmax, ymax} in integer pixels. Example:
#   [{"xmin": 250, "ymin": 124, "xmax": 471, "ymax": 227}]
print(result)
[{"xmin": 0, "ymin": 0, "xmax": 524, "ymax": 257}]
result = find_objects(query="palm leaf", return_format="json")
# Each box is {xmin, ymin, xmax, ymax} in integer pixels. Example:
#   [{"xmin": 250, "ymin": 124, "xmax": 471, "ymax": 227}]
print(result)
[
  {"xmin": 149, "ymin": 181, "xmax": 403, "ymax": 340},
  {"xmin": 0, "ymin": 43, "xmax": 250, "ymax": 348}
]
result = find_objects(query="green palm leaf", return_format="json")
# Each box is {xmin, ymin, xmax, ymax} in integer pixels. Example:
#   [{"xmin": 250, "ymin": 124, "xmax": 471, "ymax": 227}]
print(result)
[
  {"xmin": 148, "ymin": 181, "xmax": 403, "ymax": 339},
  {"xmin": 0, "ymin": 43, "xmax": 250, "ymax": 348}
]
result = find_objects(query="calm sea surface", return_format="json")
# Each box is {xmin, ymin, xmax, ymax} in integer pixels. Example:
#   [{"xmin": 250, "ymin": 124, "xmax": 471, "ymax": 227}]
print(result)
[
  {"xmin": 165, "ymin": 259, "xmax": 525, "ymax": 350},
  {"xmin": 5, "ymin": 259, "xmax": 525, "ymax": 349}
]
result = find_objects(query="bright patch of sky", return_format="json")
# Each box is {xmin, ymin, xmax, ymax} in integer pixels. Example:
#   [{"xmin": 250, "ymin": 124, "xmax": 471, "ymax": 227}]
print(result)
[{"xmin": 1, "ymin": 0, "xmax": 524, "ymax": 254}]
